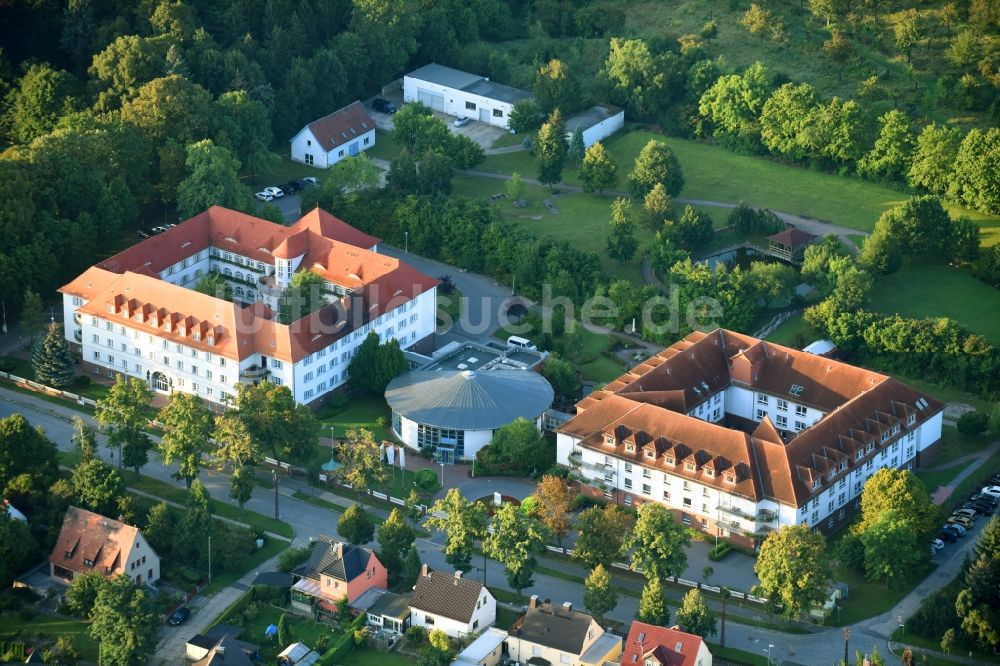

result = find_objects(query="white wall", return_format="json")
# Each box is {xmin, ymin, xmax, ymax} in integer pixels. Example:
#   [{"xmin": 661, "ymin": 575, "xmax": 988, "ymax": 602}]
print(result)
[
  {"xmin": 291, "ymin": 127, "xmax": 377, "ymax": 169},
  {"xmin": 581, "ymin": 111, "xmax": 624, "ymax": 148},
  {"xmin": 126, "ymin": 532, "xmax": 160, "ymax": 585},
  {"xmin": 411, "ymin": 587, "xmax": 495, "ymax": 638},
  {"xmin": 402, "ymin": 76, "xmax": 516, "ymax": 128}
]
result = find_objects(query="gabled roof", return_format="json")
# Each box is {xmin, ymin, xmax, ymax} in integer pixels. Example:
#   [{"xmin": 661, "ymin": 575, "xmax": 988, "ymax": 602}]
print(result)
[
  {"xmin": 294, "ymin": 536, "xmax": 376, "ymax": 583},
  {"xmin": 410, "ymin": 567, "xmax": 489, "ymax": 624},
  {"xmin": 291, "ymin": 208, "xmax": 379, "ymax": 250},
  {"xmin": 621, "ymin": 622, "xmax": 707, "ymax": 666},
  {"xmin": 192, "ymin": 634, "xmax": 256, "ymax": 666},
  {"xmin": 299, "ymin": 101, "xmax": 375, "ymax": 152},
  {"xmin": 509, "ymin": 600, "xmax": 596, "ymax": 655},
  {"xmin": 49, "ymin": 506, "xmax": 147, "ymax": 577},
  {"xmin": 406, "ymin": 63, "xmax": 532, "ymax": 104},
  {"xmin": 767, "ymin": 228, "xmax": 817, "ymax": 248}
]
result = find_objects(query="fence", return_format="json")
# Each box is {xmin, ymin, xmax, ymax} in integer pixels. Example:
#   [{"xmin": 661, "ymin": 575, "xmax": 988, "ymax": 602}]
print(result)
[
  {"xmin": 541, "ymin": 544, "xmax": 768, "ymax": 605},
  {"xmin": 753, "ymin": 309, "xmax": 802, "ymax": 340},
  {"xmin": 0, "ymin": 370, "xmax": 98, "ymax": 406}
]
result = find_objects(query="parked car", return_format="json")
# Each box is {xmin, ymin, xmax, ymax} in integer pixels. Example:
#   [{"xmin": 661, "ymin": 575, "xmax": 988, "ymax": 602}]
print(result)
[
  {"xmin": 138, "ymin": 230, "xmax": 150, "ymax": 238},
  {"xmin": 254, "ymin": 191, "xmax": 274, "ymax": 202},
  {"xmin": 168, "ymin": 607, "xmax": 190, "ymax": 626},
  {"xmin": 942, "ymin": 523, "xmax": 966, "ymax": 537},
  {"xmin": 939, "ymin": 529, "xmax": 958, "ymax": 543},
  {"xmin": 453, "ymin": 116, "xmax": 471, "ymax": 128},
  {"xmin": 972, "ymin": 499, "xmax": 997, "ymax": 514},
  {"xmin": 975, "ymin": 491, "xmax": 999, "ymax": 505},
  {"xmin": 301, "ymin": 177, "xmax": 318, "ymax": 187},
  {"xmin": 371, "ymin": 97, "xmax": 397, "ymax": 114},
  {"xmin": 988, "ymin": 474, "xmax": 1000, "ymax": 485},
  {"xmin": 953, "ymin": 508, "xmax": 977, "ymax": 520},
  {"xmin": 931, "ymin": 538, "xmax": 945, "ymax": 551},
  {"xmin": 283, "ymin": 180, "xmax": 301, "ymax": 194},
  {"xmin": 151, "ymin": 226, "xmax": 169, "ymax": 234},
  {"xmin": 981, "ymin": 485, "xmax": 1000, "ymax": 499},
  {"xmin": 947, "ymin": 515, "xmax": 974, "ymax": 529},
  {"xmin": 262, "ymin": 186, "xmax": 284, "ymax": 198}
]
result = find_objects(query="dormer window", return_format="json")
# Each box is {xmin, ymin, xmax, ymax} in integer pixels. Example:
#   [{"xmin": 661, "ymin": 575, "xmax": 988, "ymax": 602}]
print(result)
[
  {"xmin": 645, "ymin": 450, "xmax": 655, "ymax": 459},
  {"xmin": 193, "ymin": 331, "xmax": 201, "ymax": 341},
  {"xmin": 839, "ymin": 461, "xmax": 847, "ymax": 471},
  {"xmin": 666, "ymin": 456, "xmax": 675, "ymax": 465},
  {"xmin": 685, "ymin": 462, "xmax": 695, "ymax": 471},
  {"xmin": 84, "ymin": 558, "xmax": 94, "ymax": 567},
  {"xmin": 866, "ymin": 441, "xmax": 874, "ymax": 453},
  {"xmin": 892, "ymin": 424, "xmax": 900, "ymax": 435},
  {"xmin": 855, "ymin": 450, "xmax": 863, "ymax": 460},
  {"xmin": 881, "ymin": 431, "xmax": 890, "ymax": 442},
  {"xmin": 705, "ymin": 468, "xmax": 714, "ymax": 477},
  {"xmin": 626, "ymin": 443, "xmax": 635, "ymax": 453},
  {"xmin": 207, "ymin": 335, "xmax": 214, "ymax": 345},
  {"xmin": 107, "ymin": 304, "xmax": 114, "ymax": 313},
  {"xmin": 812, "ymin": 478, "xmax": 821, "ymax": 489},
  {"xmin": 907, "ymin": 413, "xmax": 916, "ymax": 425},
  {"xmin": 724, "ymin": 474, "xmax": 735, "ymax": 484},
  {"xmin": 604, "ymin": 435, "xmax": 614, "ymax": 446}
]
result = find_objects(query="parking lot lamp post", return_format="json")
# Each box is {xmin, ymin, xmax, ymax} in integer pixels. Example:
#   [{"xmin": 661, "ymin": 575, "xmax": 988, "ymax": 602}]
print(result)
[{"xmin": 844, "ymin": 627, "xmax": 851, "ymax": 665}]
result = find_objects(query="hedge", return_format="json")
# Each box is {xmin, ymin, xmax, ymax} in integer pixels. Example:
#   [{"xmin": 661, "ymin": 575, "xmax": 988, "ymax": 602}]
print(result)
[
  {"xmin": 707, "ymin": 543, "xmax": 733, "ymax": 561},
  {"xmin": 316, "ymin": 613, "xmax": 366, "ymax": 665}
]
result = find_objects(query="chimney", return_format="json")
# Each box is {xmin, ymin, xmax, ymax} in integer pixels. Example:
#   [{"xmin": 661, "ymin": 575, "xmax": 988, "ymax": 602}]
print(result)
[
  {"xmin": 334, "ymin": 541, "xmax": 344, "ymax": 559},
  {"xmin": 562, "ymin": 602, "xmax": 573, "ymax": 613},
  {"xmin": 454, "ymin": 570, "xmax": 462, "ymax": 581},
  {"xmin": 420, "ymin": 563, "xmax": 429, "ymax": 577},
  {"xmin": 216, "ymin": 645, "xmax": 226, "ymax": 655},
  {"xmin": 529, "ymin": 595, "xmax": 539, "ymax": 609}
]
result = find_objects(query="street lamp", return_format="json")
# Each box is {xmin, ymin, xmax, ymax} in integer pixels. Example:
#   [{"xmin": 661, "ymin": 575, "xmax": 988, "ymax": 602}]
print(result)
[
  {"xmin": 439, "ymin": 461, "xmax": 445, "ymax": 487},
  {"xmin": 404, "ymin": 231, "xmax": 409, "ymax": 253},
  {"xmin": 844, "ymin": 627, "xmax": 851, "ymax": 666},
  {"xmin": 763, "ymin": 644, "xmax": 774, "ymax": 666}
]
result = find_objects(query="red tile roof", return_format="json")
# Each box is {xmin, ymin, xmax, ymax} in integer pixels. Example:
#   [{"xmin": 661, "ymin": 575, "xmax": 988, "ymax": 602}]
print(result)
[
  {"xmin": 291, "ymin": 208, "xmax": 379, "ymax": 250},
  {"xmin": 300, "ymin": 101, "xmax": 375, "ymax": 152},
  {"xmin": 767, "ymin": 228, "xmax": 817, "ymax": 247},
  {"xmin": 49, "ymin": 506, "xmax": 147, "ymax": 578},
  {"xmin": 559, "ymin": 329, "xmax": 943, "ymax": 507},
  {"xmin": 622, "ymin": 622, "xmax": 706, "ymax": 666}
]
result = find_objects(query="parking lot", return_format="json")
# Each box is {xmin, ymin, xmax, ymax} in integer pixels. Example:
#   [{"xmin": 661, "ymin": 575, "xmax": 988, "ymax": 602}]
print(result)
[{"xmin": 363, "ymin": 93, "xmax": 509, "ymax": 150}]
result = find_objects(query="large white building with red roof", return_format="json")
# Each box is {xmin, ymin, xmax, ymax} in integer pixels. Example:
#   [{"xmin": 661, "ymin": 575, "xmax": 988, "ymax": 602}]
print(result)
[
  {"xmin": 557, "ymin": 329, "xmax": 944, "ymax": 547},
  {"xmin": 60, "ymin": 206, "xmax": 438, "ymax": 407}
]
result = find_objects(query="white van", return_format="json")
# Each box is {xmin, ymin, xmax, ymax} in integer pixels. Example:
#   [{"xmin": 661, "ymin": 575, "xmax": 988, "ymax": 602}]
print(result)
[{"xmin": 507, "ymin": 335, "xmax": 537, "ymax": 351}]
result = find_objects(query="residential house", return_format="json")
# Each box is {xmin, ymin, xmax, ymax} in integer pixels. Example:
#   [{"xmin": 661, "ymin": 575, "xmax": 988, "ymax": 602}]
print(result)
[
  {"xmin": 365, "ymin": 591, "xmax": 412, "ymax": 635},
  {"xmin": 60, "ymin": 206, "xmax": 437, "ymax": 409},
  {"xmin": 451, "ymin": 627, "xmax": 508, "ymax": 666},
  {"xmin": 621, "ymin": 622, "xmax": 713, "ymax": 666},
  {"xmin": 557, "ymin": 328, "xmax": 943, "ymax": 547},
  {"xmin": 187, "ymin": 629, "xmax": 259, "ymax": 666},
  {"xmin": 290, "ymin": 537, "xmax": 387, "ymax": 620},
  {"xmin": 290, "ymin": 101, "xmax": 376, "ymax": 168},
  {"xmin": 505, "ymin": 596, "xmax": 622, "ymax": 666},
  {"xmin": 409, "ymin": 565, "xmax": 495, "ymax": 639},
  {"xmin": 403, "ymin": 64, "xmax": 532, "ymax": 128},
  {"xmin": 565, "ymin": 105, "xmax": 625, "ymax": 148},
  {"xmin": 49, "ymin": 506, "xmax": 159, "ymax": 586}
]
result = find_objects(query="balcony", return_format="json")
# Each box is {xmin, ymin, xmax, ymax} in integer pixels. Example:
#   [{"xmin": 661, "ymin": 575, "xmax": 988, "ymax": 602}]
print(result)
[
  {"xmin": 567, "ymin": 450, "xmax": 582, "ymax": 467},
  {"xmin": 240, "ymin": 365, "xmax": 270, "ymax": 380},
  {"xmin": 757, "ymin": 509, "xmax": 778, "ymax": 523},
  {"xmin": 717, "ymin": 504, "xmax": 756, "ymax": 521}
]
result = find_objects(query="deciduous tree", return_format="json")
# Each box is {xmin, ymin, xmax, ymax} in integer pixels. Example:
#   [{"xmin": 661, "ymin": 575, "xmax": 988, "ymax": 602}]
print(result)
[
  {"xmin": 175, "ymin": 479, "xmax": 213, "ymax": 569},
  {"xmin": 88, "ymin": 574, "xmax": 160, "ymax": 665},
  {"xmin": 94, "ymin": 375, "xmax": 152, "ymax": 475},
  {"xmin": 176, "ymin": 139, "xmax": 255, "ymax": 218},
  {"xmin": 143, "ymin": 501, "xmax": 175, "ymax": 559},
  {"xmin": 857, "ymin": 110, "xmax": 916, "ymax": 182},
  {"xmin": 572, "ymin": 505, "xmax": 633, "ymax": 570},
  {"xmin": 908, "ymin": 124, "xmax": 962, "ymax": 196},
  {"xmin": 583, "ymin": 564, "xmax": 617, "ymax": 621},
  {"xmin": 627, "ymin": 502, "xmax": 690, "ymax": 582},
  {"xmin": 478, "ymin": 417, "xmax": 549, "ymax": 476},
  {"xmin": 740, "ymin": 4, "xmax": 773, "ymax": 43},
  {"xmin": 193, "ymin": 272, "xmax": 232, "ymax": 301},
  {"xmin": 279, "ymin": 270, "xmax": 326, "ymax": 323},
  {"xmin": 636, "ymin": 576, "xmax": 670, "ymax": 626},
  {"xmin": 65, "ymin": 571, "xmax": 105, "ymax": 618},
  {"xmin": 424, "ymin": 489, "xmax": 488, "ymax": 573},
  {"xmin": 348, "ymin": 332, "xmax": 407, "ymax": 394},
  {"xmin": 629, "ymin": 139, "xmax": 684, "ymax": 199},
  {"xmin": 858, "ymin": 509, "xmax": 925, "ymax": 587},
  {"xmin": 754, "ymin": 524, "xmax": 832, "ymax": 620},
  {"xmin": 533, "ymin": 109, "xmax": 567, "ymax": 190},
  {"xmin": 339, "ymin": 503, "xmax": 375, "ymax": 545},
  {"xmin": 483, "ymin": 502, "xmax": 549, "ymax": 593},
  {"xmin": 0, "ymin": 511, "xmax": 34, "ymax": 588},
  {"xmin": 675, "ymin": 589, "xmax": 717, "ymax": 638},
  {"xmin": 532, "ymin": 475, "xmax": 574, "ymax": 546},
  {"xmin": 859, "ymin": 468, "xmax": 940, "ymax": 542},
  {"xmin": 603, "ymin": 38, "xmax": 668, "ymax": 119},
  {"xmin": 534, "ymin": 59, "xmax": 579, "ymax": 114},
  {"xmin": 158, "ymin": 393, "xmax": 214, "ymax": 488},
  {"xmin": 336, "ymin": 427, "xmax": 389, "ymax": 505},
  {"xmin": 579, "ymin": 141, "xmax": 617, "ymax": 194},
  {"xmin": 19, "ymin": 289, "xmax": 44, "ymax": 347},
  {"xmin": 71, "ymin": 457, "xmax": 125, "ymax": 516},
  {"xmin": 509, "ymin": 99, "xmax": 541, "ymax": 135},
  {"xmin": 378, "ymin": 507, "xmax": 416, "ymax": 577},
  {"xmin": 948, "ymin": 128, "xmax": 1000, "ymax": 215}
]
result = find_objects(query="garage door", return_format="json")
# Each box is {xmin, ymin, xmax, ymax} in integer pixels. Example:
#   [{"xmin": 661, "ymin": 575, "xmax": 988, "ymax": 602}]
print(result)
[{"xmin": 417, "ymin": 88, "xmax": 444, "ymax": 111}]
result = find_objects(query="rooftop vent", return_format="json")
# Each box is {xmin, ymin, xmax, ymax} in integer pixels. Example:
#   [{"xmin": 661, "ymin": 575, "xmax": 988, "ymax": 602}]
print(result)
[{"xmin": 675, "ymin": 642, "xmax": 684, "ymax": 653}]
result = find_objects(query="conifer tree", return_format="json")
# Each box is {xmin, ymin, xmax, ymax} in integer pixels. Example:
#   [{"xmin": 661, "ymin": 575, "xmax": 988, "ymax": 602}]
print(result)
[
  {"xmin": 636, "ymin": 576, "xmax": 670, "ymax": 626},
  {"xmin": 31, "ymin": 322, "xmax": 76, "ymax": 388}
]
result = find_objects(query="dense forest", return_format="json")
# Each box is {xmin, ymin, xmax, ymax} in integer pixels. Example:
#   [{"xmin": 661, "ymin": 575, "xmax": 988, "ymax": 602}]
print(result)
[{"xmin": 0, "ymin": 0, "xmax": 996, "ymax": 319}]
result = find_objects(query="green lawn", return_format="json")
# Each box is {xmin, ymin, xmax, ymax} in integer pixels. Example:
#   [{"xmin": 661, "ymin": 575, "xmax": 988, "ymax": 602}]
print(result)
[
  {"xmin": 128, "ymin": 474, "xmax": 294, "ymax": 538},
  {"xmin": 338, "ymin": 647, "xmax": 414, "ymax": 666},
  {"xmin": 490, "ymin": 132, "xmax": 525, "ymax": 149},
  {"xmin": 765, "ymin": 315, "xmax": 815, "ymax": 348},
  {"xmin": 315, "ymin": 393, "xmax": 395, "ymax": 442},
  {"xmin": 245, "ymin": 157, "xmax": 326, "ymax": 189},
  {"xmin": 437, "ymin": 286, "xmax": 463, "ymax": 329},
  {"xmin": 200, "ymin": 536, "xmax": 289, "ymax": 596},
  {"xmin": 365, "ymin": 130, "xmax": 399, "ymax": 161},
  {"xmin": 916, "ymin": 427, "xmax": 991, "ymax": 493},
  {"xmin": 225, "ymin": 605, "xmax": 336, "ymax": 662},
  {"xmin": 706, "ymin": 643, "xmax": 769, "ymax": 666},
  {"xmin": 867, "ymin": 263, "xmax": 1000, "ymax": 343},
  {"xmin": 885, "ymin": 372, "xmax": 990, "ymax": 413},
  {"xmin": 0, "ymin": 613, "xmax": 99, "ymax": 662},
  {"xmin": 495, "ymin": 606, "xmax": 520, "ymax": 631}
]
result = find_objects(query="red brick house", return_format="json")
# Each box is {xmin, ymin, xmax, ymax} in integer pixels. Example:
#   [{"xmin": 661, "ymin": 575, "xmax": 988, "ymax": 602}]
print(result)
[{"xmin": 290, "ymin": 536, "xmax": 387, "ymax": 620}]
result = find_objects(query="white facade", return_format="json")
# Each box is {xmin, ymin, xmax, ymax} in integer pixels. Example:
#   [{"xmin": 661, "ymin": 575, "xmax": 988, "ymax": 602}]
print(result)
[
  {"xmin": 392, "ymin": 412, "xmax": 543, "ymax": 461},
  {"xmin": 566, "ymin": 106, "xmax": 625, "ymax": 148},
  {"xmin": 403, "ymin": 75, "xmax": 522, "ymax": 128},
  {"xmin": 126, "ymin": 532, "xmax": 160, "ymax": 586},
  {"xmin": 558, "ymin": 403, "xmax": 944, "ymax": 537},
  {"xmin": 290, "ymin": 125, "xmax": 375, "ymax": 169},
  {"xmin": 410, "ymin": 587, "xmax": 496, "ymax": 639}
]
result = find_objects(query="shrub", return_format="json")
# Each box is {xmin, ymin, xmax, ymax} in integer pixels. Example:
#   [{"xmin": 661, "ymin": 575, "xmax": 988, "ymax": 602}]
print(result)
[
  {"xmin": 73, "ymin": 375, "xmax": 91, "ymax": 388},
  {"xmin": 569, "ymin": 493, "xmax": 604, "ymax": 511},
  {"xmin": 406, "ymin": 625, "xmax": 427, "ymax": 644},
  {"xmin": 956, "ymin": 411, "xmax": 988, "ymax": 436},
  {"xmin": 707, "ymin": 542, "xmax": 733, "ymax": 561},
  {"xmin": 278, "ymin": 545, "xmax": 313, "ymax": 573},
  {"xmin": 353, "ymin": 626, "xmax": 367, "ymax": 645},
  {"xmin": 414, "ymin": 469, "xmax": 439, "ymax": 493}
]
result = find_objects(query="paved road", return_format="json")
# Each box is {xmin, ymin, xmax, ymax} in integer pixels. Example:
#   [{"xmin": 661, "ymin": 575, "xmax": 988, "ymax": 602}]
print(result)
[{"xmin": 3, "ymin": 387, "xmax": 992, "ymax": 666}]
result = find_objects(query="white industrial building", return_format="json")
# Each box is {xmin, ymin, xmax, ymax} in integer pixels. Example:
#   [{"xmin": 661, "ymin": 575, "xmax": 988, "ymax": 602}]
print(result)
[
  {"xmin": 403, "ymin": 63, "xmax": 532, "ymax": 128},
  {"xmin": 565, "ymin": 104, "xmax": 625, "ymax": 147},
  {"xmin": 60, "ymin": 206, "xmax": 437, "ymax": 408}
]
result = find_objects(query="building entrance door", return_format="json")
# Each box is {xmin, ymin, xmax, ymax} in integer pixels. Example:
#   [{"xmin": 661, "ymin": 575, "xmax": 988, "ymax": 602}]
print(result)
[{"xmin": 152, "ymin": 372, "xmax": 168, "ymax": 392}]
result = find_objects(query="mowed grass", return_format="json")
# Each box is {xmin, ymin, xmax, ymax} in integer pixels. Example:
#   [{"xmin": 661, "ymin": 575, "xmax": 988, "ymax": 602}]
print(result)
[
  {"xmin": 867, "ymin": 263, "xmax": 1000, "ymax": 343},
  {"xmin": 480, "ymin": 130, "xmax": 1000, "ymax": 244},
  {"xmin": 0, "ymin": 613, "xmax": 99, "ymax": 662}
]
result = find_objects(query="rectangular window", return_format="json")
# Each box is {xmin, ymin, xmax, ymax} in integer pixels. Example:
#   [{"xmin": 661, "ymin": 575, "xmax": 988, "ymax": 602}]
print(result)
[
  {"xmin": 776, "ymin": 415, "xmax": 787, "ymax": 428},
  {"xmin": 92, "ymin": 334, "xmax": 99, "ymax": 343},
  {"xmin": 682, "ymin": 497, "xmax": 692, "ymax": 508},
  {"xmin": 642, "ymin": 484, "xmax": 651, "ymax": 495},
  {"xmin": 624, "ymin": 462, "xmax": 632, "ymax": 472},
  {"xmin": 662, "ymin": 490, "xmax": 671, "ymax": 501},
  {"xmin": 757, "ymin": 393, "xmax": 768, "ymax": 405},
  {"xmin": 93, "ymin": 351, "xmax": 101, "ymax": 360},
  {"xmin": 271, "ymin": 359, "xmax": 283, "ymax": 369},
  {"xmin": 795, "ymin": 405, "xmax": 807, "ymax": 417},
  {"xmin": 795, "ymin": 421, "xmax": 806, "ymax": 431},
  {"xmin": 305, "ymin": 153, "xmax": 314, "ymax": 165},
  {"xmin": 465, "ymin": 101, "xmax": 476, "ymax": 110},
  {"xmin": 624, "ymin": 494, "xmax": 632, "ymax": 506},
  {"xmin": 624, "ymin": 478, "xmax": 632, "ymax": 490},
  {"xmin": 191, "ymin": 365, "xmax": 198, "ymax": 375},
  {"xmin": 493, "ymin": 108, "xmax": 503, "ymax": 118},
  {"xmin": 756, "ymin": 409, "xmax": 766, "ymax": 420}
]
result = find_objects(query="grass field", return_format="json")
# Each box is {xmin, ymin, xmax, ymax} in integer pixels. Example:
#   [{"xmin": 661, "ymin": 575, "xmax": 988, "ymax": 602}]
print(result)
[
  {"xmin": 916, "ymin": 426, "xmax": 992, "ymax": 493},
  {"xmin": 315, "ymin": 393, "xmax": 395, "ymax": 442},
  {"xmin": 765, "ymin": 315, "xmax": 814, "ymax": 348},
  {"xmin": 0, "ymin": 613, "xmax": 98, "ymax": 662},
  {"xmin": 867, "ymin": 263, "xmax": 1000, "ymax": 343},
  {"xmin": 338, "ymin": 647, "xmax": 413, "ymax": 666},
  {"xmin": 480, "ymin": 130, "xmax": 1000, "ymax": 245}
]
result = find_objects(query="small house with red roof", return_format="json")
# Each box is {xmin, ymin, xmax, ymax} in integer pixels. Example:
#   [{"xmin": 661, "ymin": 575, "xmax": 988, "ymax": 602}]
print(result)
[
  {"xmin": 290, "ymin": 101, "xmax": 376, "ymax": 168},
  {"xmin": 766, "ymin": 227, "xmax": 816, "ymax": 263},
  {"xmin": 621, "ymin": 622, "xmax": 713, "ymax": 666},
  {"xmin": 49, "ymin": 506, "xmax": 160, "ymax": 586}
]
